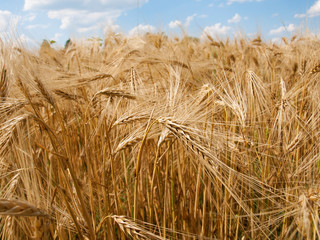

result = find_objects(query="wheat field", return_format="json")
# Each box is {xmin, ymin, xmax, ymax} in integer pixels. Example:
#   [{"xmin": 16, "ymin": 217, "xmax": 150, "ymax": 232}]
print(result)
[{"xmin": 0, "ymin": 33, "xmax": 320, "ymax": 239}]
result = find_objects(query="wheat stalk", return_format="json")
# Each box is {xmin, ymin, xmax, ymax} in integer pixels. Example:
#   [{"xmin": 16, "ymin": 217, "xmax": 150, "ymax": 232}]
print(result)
[
  {"xmin": 0, "ymin": 65, "xmax": 8, "ymax": 102},
  {"xmin": 157, "ymin": 117, "xmax": 280, "ymax": 237}
]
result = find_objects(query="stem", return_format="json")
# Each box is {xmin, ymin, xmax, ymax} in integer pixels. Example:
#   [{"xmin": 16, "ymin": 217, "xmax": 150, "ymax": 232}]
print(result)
[{"xmin": 134, "ymin": 120, "xmax": 158, "ymax": 220}]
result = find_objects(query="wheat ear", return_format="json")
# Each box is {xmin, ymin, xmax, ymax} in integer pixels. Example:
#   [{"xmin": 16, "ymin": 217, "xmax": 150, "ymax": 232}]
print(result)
[
  {"xmin": 0, "ymin": 199, "xmax": 48, "ymax": 217},
  {"xmin": 111, "ymin": 215, "xmax": 166, "ymax": 240},
  {"xmin": 0, "ymin": 199, "xmax": 50, "ymax": 240},
  {"xmin": 93, "ymin": 88, "xmax": 137, "ymax": 100}
]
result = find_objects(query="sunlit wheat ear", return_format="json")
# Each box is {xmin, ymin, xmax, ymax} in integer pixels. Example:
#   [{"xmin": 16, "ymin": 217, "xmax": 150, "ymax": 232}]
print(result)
[
  {"xmin": 157, "ymin": 118, "xmax": 206, "ymax": 159},
  {"xmin": 99, "ymin": 88, "xmax": 136, "ymax": 100},
  {"xmin": 53, "ymin": 89, "xmax": 82, "ymax": 101},
  {"xmin": 0, "ymin": 100, "xmax": 26, "ymax": 117},
  {"xmin": 246, "ymin": 70, "xmax": 271, "ymax": 113},
  {"xmin": 92, "ymin": 88, "xmax": 136, "ymax": 103},
  {"xmin": 0, "ymin": 199, "xmax": 48, "ymax": 217},
  {"xmin": 282, "ymin": 37, "xmax": 289, "ymax": 45},
  {"xmin": 194, "ymin": 84, "xmax": 216, "ymax": 110},
  {"xmin": 285, "ymin": 132, "xmax": 304, "ymax": 154},
  {"xmin": 112, "ymin": 114, "xmax": 150, "ymax": 127},
  {"xmin": 310, "ymin": 62, "xmax": 320, "ymax": 74},
  {"xmin": 0, "ymin": 114, "xmax": 30, "ymax": 157},
  {"xmin": 157, "ymin": 128, "xmax": 174, "ymax": 147},
  {"xmin": 0, "ymin": 199, "xmax": 50, "ymax": 239},
  {"xmin": 76, "ymin": 73, "xmax": 115, "ymax": 84},
  {"xmin": 34, "ymin": 76, "xmax": 55, "ymax": 107},
  {"xmin": 291, "ymin": 35, "xmax": 297, "ymax": 42},
  {"xmin": 111, "ymin": 215, "xmax": 166, "ymax": 240},
  {"xmin": 295, "ymin": 194, "xmax": 313, "ymax": 239},
  {"xmin": 129, "ymin": 67, "xmax": 146, "ymax": 95},
  {"xmin": 115, "ymin": 135, "xmax": 142, "ymax": 153},
  {"xmin": 301, "ymin": 189, "xmax": 320, "ymax": 237},
  {"xmin": 251, "ymin": 36, "xmax": 262, "ymax": 46}
]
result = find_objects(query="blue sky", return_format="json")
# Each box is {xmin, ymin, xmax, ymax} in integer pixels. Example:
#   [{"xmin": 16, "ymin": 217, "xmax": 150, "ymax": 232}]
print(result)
[{"xmin": 0, "ymin": 0, "xmax": 319, "ymax": 46}]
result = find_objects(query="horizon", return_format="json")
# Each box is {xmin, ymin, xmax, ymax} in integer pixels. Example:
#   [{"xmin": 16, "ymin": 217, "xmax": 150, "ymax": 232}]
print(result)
[{"xmin": 0, "ymin": 0, "xmax": 319, "ymax": 48}]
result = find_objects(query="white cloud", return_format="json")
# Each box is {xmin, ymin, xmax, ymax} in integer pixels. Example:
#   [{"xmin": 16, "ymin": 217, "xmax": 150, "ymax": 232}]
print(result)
[
  {"xmin": 292, "ymin": 0, "xmax": 320, "ymax": 19},
  {"xmin": 24, "ymin": 13, "xmax": 36, "ymax": 22},
  {"xmin": 25, "ymin": 24, "xmax": 48, "ymax": 29},
  {"xmin": 208, "ymin": 3, "xmax": 214, "ymax": 7},
  {"xmin": 294, "ymin": 13, "xmax": 306, "ymax": 18},
  {"xmin": 169, "ymin": 14, "xmax": 197, "ymax": 29},
  {"xmin": 24, "ymin": 0, "xmax": 149, "ymax": 35},
  {"xmin": 269, "ymin": 24, "xmax": 296, "ymax": 35},
  {"xmin": 24, "ymin": 0, "xmax": 149, "ymax": 11},
  {"xmin": 227, "ymin": 0, "xmax": 262, "ymax": 5},
  {"xmin": 48, "ymin": 9, "xmax": 121, "ymax": 32},
  {"xmin": 228, "ymin": 13, "xmax": 242, "ymax": 23},
  {"xmin": 307, "ymin": 0, "xmax": 320, "ymax": 17},
  {"xmin": 53, "ymin": 33, "xmax": 62, "ymax": 41},
  {"xmin": 185, "ymin": 14, "xmax": 197, "ymax": 27},
  {"xmin": 0, "ymin": 10, "xmax": 20, "ymax": 31},
  {"xmin": 77, "ymin": 25, "xmax": 100, "ymax": 33},
  {"xmin": 169, "ymin": 20, "xmax": 182, "ymax": 29},
  {"xmin": 24, "ymin": 0, "xmax": 56, "ymax": 11},
  {"xmin": 128, "ymin": 24, "xmax": 155, "ymax": 36},
  {"xmin": 199, "ymin": 14, "xmax": 208, "ymax": 18},
  {"xmin": 201, "ymin": 23, "xmax": 231, "ymax": 39}
]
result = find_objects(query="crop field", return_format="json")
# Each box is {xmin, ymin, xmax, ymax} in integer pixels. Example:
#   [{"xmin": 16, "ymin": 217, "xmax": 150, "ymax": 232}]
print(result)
[{"xmin": 0, "ymin": 33, "xmax": 320, "ymax": 239}]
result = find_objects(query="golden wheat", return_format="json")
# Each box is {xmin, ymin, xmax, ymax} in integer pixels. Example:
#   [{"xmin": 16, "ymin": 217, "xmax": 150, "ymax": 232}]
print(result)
[{"xmin": 0, "ymin": 33, "xmax": 319, "ymax": 239}]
